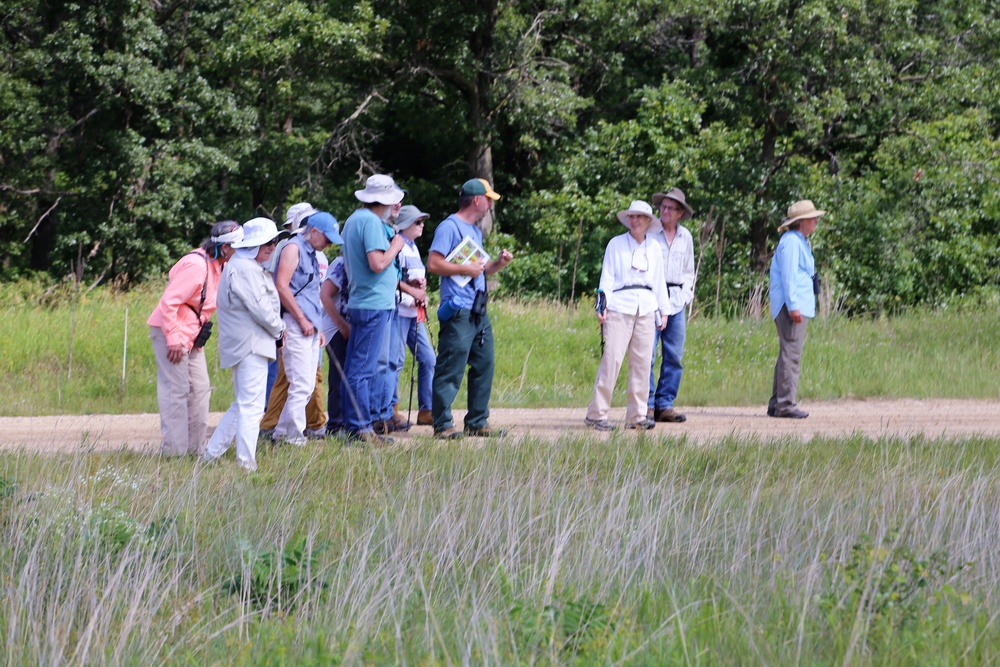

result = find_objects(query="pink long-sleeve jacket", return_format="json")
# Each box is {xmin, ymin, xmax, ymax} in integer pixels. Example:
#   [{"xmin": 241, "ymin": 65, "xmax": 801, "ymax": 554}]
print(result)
[{"xmin": 147, "ymin": 248, "xmax": 223, "ymax": 349}]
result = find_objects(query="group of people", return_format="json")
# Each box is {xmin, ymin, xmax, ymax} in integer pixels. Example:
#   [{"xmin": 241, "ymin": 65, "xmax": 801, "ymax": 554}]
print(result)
[
  {"xmin": 148, "ymin": 175, "xmax": 515, "ymax": 469},
  {"xmin": 584, "ymin": 190, "xmax": 823, "ymax": 430},
  {"xmin": 149, "ymin": 175, "xmax": 822, "ymax": 468}
]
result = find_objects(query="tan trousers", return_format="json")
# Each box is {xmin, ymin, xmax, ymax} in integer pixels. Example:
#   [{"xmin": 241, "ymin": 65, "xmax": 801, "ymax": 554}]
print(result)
[
  {"xmin": 260, "ymin": 352, "xmax": 327, "ymax": 431},
  {"xmin": 586, "ymin": 310, "xmax": 656, "ymax": 426},
  {"xmin": 150, "ymin": 326, "xmax": 211, "ymax": 456}
]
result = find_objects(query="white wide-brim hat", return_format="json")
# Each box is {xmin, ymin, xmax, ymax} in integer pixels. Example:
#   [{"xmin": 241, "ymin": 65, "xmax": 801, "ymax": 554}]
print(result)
[
  {"xmin": 233, "ymin": 217, "xmax": 291, "ymax": 248},
  {"xmin": 355, "ymin": 174, "xmax": 406, "ymax": 205},
  {"xmin": 284, "ymin": 202, "xmax": 318, "ymax": 231},
  {"xmin": 617, "ymin": 199, "xmax": 663, "ymax": 234},
  {"xmin": 778, "ymin": 200, "xmax": 826, "ymax": 231}
]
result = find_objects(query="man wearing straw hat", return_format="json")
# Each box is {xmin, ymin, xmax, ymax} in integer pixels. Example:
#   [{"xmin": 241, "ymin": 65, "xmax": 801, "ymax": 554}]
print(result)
[
  {"xmin": 647, "ymin": 187, "xmax": 696, "ymax": 424},
  {"xmin": 767, "ymin": 199, "xmax": 825, "ymax": 419}
]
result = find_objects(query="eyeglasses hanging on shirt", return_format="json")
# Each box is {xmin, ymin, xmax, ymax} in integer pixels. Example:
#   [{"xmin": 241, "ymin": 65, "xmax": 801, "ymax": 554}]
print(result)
[{"xmin": 630, "ymin": 246, "xmax": 648, "ymax": 272}]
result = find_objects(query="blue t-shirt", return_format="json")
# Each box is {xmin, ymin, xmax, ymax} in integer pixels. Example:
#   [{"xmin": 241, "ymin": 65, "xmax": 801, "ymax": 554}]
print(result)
[
  {"xmin": 430, "ymin": 214, "xmax": 486, "ymax": 309},
  {"xmin": 343, "ymin": 208, "xmax": 399, "ymax": 310}
]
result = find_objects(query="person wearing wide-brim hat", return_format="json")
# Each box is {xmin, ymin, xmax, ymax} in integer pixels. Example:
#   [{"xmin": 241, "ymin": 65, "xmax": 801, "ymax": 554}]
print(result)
[
  {"xmin": 340, "ymin": 174, "xmax": 409, "ymax": 443},
  {"xmin": 584, "ymin": 200, "xmax": 671, "ymax": 432},
  {"xmin": 768, "ymin": 199, "xmax": 826, "ymax": 419},
  {"xmin": 384, "ymin": 204, "xmax": 437, "ymax": 427},
  {"xmin": 647, "ymin": 187, "xmax": 696, "ymax": 424},
  {"xmin": 203, "ymin": 218, "xmax": 289, "ymax": 470}
]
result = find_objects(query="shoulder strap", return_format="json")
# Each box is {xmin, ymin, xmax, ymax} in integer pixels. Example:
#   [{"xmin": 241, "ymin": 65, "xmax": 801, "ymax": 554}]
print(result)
[{"xmin": 184, "ymin": 250, "xmax": 210, "ymax": 321}]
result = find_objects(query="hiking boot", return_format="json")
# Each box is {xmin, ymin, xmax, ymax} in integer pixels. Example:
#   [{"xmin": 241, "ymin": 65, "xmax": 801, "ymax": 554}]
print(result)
[
  {"xmin": 434, "ymin": 427, "xmax": 464, "ymax": 441},
  {"xmin": 584, "ymin": 417, "xmax": 616, "ymax": 431},
  {"xmin": 464, "ymin": 425, "xmax": 507, "ymax": 437},
  {"xmin": 654, "ymin": 407, "xmax": 687, "ymax": 423},
  {"xmin": 416, "ymin": 410, "xmax": 433, "ymax": 426},
  {"xmin": 388, "ymin": 413, "xmax": 412, "ymax": 432},
  {"xmin": 776, "ymin": 408, "xmax": 809, "ymax": 419},
  {"xmin": 347, "ymin": 430, "xmax": 394, "ymax": 446},
  {"xmin": 304, "ymin": 428, "xmax": 327, "ymax": 440},
  {"xmin": 627, "ymin": 419, "xmax": 655, "ymax": 430}
]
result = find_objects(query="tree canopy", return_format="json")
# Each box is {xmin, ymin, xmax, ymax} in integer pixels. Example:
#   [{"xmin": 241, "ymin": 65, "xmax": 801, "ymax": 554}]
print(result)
[{"xmin": 2, "ymin": 0, "xmax": 998, "ymax": 313}]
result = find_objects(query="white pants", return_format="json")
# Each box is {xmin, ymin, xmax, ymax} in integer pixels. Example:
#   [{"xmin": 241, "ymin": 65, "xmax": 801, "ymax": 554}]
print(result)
[
  {"xmin": 150, "ymin": 326, "xmax": 211, "ymax": 456},
  {"xmin": 586, "ymin": 310, "xmax": 656, "ymax": 425},
  {"xmin": 273, "ymin": 314, "xmax": 321, "ymax": 444},
  {"xmin": 204, "ymin": 353, "xmax": 269, "ymax": 470}
]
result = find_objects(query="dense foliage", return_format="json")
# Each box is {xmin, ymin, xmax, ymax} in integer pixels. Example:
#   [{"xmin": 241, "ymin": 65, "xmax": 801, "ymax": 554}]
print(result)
[{"xmin": 2, "ymin": 0, "xmax": 998, "ymax": 313}]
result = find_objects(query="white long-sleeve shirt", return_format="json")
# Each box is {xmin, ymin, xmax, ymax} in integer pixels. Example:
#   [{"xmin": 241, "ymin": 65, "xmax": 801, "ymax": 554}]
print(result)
[
  {"xmin": 598, "ymin": 233, "xmax": 670, "ymax": 317},
  {"xmin": 649, "ymin": 224, "xmax": 695, "ymax": 315}
]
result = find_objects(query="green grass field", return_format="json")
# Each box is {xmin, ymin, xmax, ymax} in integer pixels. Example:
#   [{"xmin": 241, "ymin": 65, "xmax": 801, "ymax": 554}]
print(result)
[
  {"xmin": 2, "ymin": 434, "xmax": 1000, "ymax": 664},
  {"xmin": 2, "ymin": 282, "xmax": 1000, "ymax": 664},
  {"xmin": 1, "ymin": 282, "xmax": 998, "ymax": 416}
]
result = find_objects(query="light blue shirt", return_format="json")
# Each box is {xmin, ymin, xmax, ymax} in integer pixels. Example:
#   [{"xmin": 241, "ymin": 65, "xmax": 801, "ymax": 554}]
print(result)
[
  {"xmin": 343, "ymin": 208, "xmax": 399, "ymax": 310},
  {"xmin": 430, "ymin": 214, "xmax": 486, "ymax": 309},
  {"xmin": 769, "ymin": 230, "xmax": 816, "ymax": 320}
]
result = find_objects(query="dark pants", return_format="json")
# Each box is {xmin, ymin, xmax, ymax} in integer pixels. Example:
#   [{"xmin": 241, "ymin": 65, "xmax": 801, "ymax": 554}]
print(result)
[
  {"xmin": 768, "ymin": 305, "xmax": 808, "ymax": 416},
  {"xmin": 432, "ymin": 310, "xmax": 494, "ymax": 432},
  {"xmin": 325, "ymin": 331, "xmax": 348, "ymax": 433}
]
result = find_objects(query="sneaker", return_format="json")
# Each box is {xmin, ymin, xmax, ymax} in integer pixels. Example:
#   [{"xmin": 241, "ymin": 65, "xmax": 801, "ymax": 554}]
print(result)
[
  {"xmin": 465, "ymin": 425, "xmax": 507, "ymax": 437},
  {"xmin": 627, "ymin": 419, "xmax": 654, "ymax": 430},
  {"xmin": 305, "ymin": 428, "xmax": 327, "ymax": 440},
  {"xmin": 416, "ymin": 410, "xmax": 433, "ymax": 426},
  {"xmin": 584, "ymin": 417, "xmax": 616, "ymax": 431},
  {"xmin": 434, "ymin": 427, "xmax": 464, "ymax": 441},
  {"xmin": 775, "ymin": 408, "xmax": 809, "ymax": 419},
  {"xmin": 654, "ymin": 408, "xmax": 687, "ymax": 423}
]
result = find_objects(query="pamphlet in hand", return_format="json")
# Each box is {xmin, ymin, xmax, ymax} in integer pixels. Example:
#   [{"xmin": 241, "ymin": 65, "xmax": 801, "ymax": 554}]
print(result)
[{"xmin": 445, "ymin": 235, "xmax": 490, "ymax": 288}]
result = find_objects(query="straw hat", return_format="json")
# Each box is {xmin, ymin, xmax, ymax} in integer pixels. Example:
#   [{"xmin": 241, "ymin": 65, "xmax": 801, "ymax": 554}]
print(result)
[{"xmin": 778, "ymin": 200, "xmax": 826, "ymax": 231}]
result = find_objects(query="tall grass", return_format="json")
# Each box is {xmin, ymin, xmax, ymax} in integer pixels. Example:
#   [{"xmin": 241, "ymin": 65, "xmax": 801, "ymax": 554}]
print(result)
[
  {"xmin": 2, "ymin": 280, "xmax": 999, "ymax": 416},
  {"xmin": 2, "ymin": 434, "xmax": 1000, "ymax": 663}
]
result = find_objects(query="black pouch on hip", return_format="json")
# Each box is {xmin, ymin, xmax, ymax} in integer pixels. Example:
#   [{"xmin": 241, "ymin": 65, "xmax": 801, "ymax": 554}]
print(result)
[
  {"xmin": 193, "ymin": 320, "xmax": 213, "ymax": 348},
  {"xmin": 812, "ymin": 272, "xmax": 821, "ymax": 296},
  {"xmin": 471, "ymin": 289, "xmax": 489, "ymax": 316}
]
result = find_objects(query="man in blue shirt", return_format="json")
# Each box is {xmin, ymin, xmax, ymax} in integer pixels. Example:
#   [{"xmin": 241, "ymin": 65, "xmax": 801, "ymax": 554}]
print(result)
[
  {"xmin": 427, "ymin": 179, "xmax": 514, "ymax": 439},
  {"xmin": 768, "ymin": 200, "xmax": 825, "ymax": 419},
  {"xmin": 341, "ymin": 174, "xmax": 406, "ymax": 442}
]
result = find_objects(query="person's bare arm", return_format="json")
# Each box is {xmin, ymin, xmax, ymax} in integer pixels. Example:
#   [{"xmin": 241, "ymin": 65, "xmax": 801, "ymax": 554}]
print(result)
[
  {"xmin": 274, "ymin": 243, "xmax": 316, "ymax": 336},
  {"xmin": 427, "ymin": 251, "xmax": 485, "ymax": 279},
  {"xmin": 320, "ymin": 279, "xmax": 350, "ymax": 339},
  {"xmin": 367, "ymin": 235, "xmax": 406, "ymax": 273}
]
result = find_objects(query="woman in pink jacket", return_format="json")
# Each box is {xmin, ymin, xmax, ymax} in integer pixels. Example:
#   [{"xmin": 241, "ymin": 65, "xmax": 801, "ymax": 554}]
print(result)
[{"xmin": 147, "ymin": 221, "xmax": 242, "ymax": 456}]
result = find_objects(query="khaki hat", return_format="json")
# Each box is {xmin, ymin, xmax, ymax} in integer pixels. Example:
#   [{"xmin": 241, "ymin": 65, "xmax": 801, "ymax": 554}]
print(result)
[
  {"xmin": 778, "ymin": 200, "xmax": 826, "ymax": 231},
  {"xmin": 651, "ymin": 188, "xmax": 693, "ymax": 221}
]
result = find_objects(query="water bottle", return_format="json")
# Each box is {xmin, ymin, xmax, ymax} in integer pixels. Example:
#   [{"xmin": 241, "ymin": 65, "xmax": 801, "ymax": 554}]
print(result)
[{"xmin": 437, "ymin": 298, "xmax": 461, "ymax": 322}]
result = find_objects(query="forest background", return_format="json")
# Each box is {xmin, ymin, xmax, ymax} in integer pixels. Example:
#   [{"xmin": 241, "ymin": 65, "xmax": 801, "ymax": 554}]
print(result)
[{"xmin": 2, "ymin": 0, "xmax": 998, "ymax": 315}]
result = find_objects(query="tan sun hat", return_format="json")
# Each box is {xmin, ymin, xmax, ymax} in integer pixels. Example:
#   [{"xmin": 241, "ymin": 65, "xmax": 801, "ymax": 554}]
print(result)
[
  {"xmin": 651, "ymin": 187, "xmax": 693, "ymax": 221},
  {"xmin": 778, "ymin": 200, "xmax": 826, "ymax": 231}
]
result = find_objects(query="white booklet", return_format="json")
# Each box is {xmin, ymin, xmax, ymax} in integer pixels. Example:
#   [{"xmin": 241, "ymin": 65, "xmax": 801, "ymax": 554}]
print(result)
[{"xmin": 445, "ymin": 235, "xmax": 490, "ymax": 288}]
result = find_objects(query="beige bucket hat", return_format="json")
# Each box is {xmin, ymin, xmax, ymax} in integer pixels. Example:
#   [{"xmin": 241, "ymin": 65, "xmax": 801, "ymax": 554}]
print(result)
[{"xmin": 778, "ymin": 200, "xmax": 826, "ymax": 231}]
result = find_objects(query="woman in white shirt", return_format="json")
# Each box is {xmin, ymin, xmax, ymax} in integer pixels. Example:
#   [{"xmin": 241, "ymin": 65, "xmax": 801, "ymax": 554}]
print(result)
[
  {"xmin": 203, "ymin": 218, "xmax": 289, "ymax": 471},
  {"xmin": 585, "ymin": 200, "xmax": 670, "ymax": 431}
]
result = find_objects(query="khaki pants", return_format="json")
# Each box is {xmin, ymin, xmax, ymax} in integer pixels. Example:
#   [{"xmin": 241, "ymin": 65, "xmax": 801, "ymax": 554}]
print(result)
[
  {"xmin": 768, "ymin": 305, "xmax": 808, "ymax": 415},
  {"xmin": 260, "ymin": 352, "xmax": 327, "ymax": 431},
  {"xmin": 150, "ymin": 326, "xmax": 210, "ymax": 456},
  {"xmin": 586, "ymin": 310, "xmax": 656, "ymax": 426}
]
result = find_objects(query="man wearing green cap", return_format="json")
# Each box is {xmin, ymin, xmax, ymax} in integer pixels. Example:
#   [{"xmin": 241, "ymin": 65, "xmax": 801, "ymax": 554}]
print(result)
[{"xmin": 427, "ymin": 178, "xmax": 514, "ymax": 439}]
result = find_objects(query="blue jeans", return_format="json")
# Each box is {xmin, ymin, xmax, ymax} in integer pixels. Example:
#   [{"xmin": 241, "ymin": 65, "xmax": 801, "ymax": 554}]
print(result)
[
  {"xmin": 264, "ymin": 355, "xmax": 279, "ymax": 408},
  {"xmin": 379, "ymin": 308, "xmax": 401, "ymax": 421},
  {"xmin": 395, "ymin": 315, "xmax": 436, "ymax": 412},
  {"xmin": 648, "ymin": 308, "xmax": 687, "ymax": 410},
  {"xmin": 325, "ymin": 331, "xmax": 348, "ymax": 433},
  {"xmin": 342, "ymin": 308, "xmax": 393, "ymax": 434}
]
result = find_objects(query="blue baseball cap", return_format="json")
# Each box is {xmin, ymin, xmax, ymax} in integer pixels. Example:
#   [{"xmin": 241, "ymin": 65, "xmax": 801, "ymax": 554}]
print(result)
[{"xmin": 306, "ymin": 211, "xmax": 343, "ymax": 244}]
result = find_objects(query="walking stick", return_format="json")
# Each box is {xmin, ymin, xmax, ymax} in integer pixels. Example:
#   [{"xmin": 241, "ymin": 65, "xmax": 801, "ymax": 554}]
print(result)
[{"xmin": 407, "ymin": 304, "xmax": 428, "ymax": 423}]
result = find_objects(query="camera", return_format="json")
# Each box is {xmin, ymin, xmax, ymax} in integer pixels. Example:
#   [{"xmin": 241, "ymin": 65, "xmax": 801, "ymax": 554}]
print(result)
[{"xmin": 193, "ymin": 320, "xmax": 213, "ymax": 348}]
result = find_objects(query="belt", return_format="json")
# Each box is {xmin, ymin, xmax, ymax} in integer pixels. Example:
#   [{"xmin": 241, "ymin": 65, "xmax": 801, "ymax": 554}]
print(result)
[
  {"xmin": 613, "ymin": 285, "xmax": 652, "ymax": 292},
  {"xmin": 666, "ymin": 282, "xmax": 683, "ymax": 288}
]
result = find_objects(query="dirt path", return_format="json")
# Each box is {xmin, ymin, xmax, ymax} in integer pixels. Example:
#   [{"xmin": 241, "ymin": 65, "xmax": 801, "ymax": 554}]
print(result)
[{"xmin": 1, "ymin": 399, "xmax": 998, "ymax": 454}]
